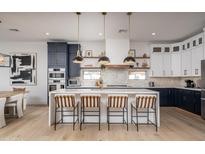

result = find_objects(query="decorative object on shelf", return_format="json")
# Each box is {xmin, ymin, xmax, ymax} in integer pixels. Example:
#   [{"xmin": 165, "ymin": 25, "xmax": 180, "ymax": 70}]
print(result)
[
  {"xmin": 141, "ymin": 61, "xmax": 148, "ymax": 68},
  {"xmin": 85, "ymin": 50, "xmax": 93, "ymax": 57},
  {"xmin": 0, "ymin": 53, "xmax": 11, "ymax": 67},
  {"xmin": 128, "ymin": 49, "xmax": 136, "ymax": 57},
  {"xmin": 84, "ymin": 64, "xmax": 93, "ymax": 67},
  {"xmin": 136, "ymin": 62, "xmax": 139, "ymax": 67},
  {"xmin": 95, "ymin": 77, "xmax": 103, "ymax": 88},
  {"xmin": 142, "ymin": 53, "xmax": 147, "ymax": 58},
  {"xmin": 10, "ymin": 53, "xmax": 37, "ymax": 85},
  {"xmin": 0, "ymin": 54, "xmax": 4, "ymax": 64},
  {"xmin": 98, "ymin": 12, "xmax": 110, "ymax": 65},
  {"xmin": 73, "ymin": 12, "xmax": 83, "ymax": 64},
  {"xmin": 123, "ymin": 12, "xmax": 136, "ymax": 65}
]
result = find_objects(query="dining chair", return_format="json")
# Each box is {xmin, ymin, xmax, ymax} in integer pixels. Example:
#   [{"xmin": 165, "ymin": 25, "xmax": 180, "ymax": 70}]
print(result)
[
  {"xmin": 0, "ymin": 98, "xmax": 7, "ymax": 128},
  {"xmin": 131, "ymin": 94, "xmax": 158, "ymax": 131},
  {"xmin": 5, "ymin": 94, "xmax": 24, "ymax": 118},
  {"xmin": 107, "ymin": 94, "xmax": 128, "ymax": 131},
  {"xmin": 13, "ymin": 87, "xmax": 27, "ymax": 110},
  {"xmin": 80, "ymin": 94, "xmax": 101, "ymax": 130},
  {"xmin": 54, "ymin": 94, "xmax": 79, "ymax": 130}
]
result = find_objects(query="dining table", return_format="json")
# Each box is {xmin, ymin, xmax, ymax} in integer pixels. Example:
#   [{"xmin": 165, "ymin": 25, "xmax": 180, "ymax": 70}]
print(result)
[{"xmin": 0, "ymin": 91, "xmax": 28, "ymax": 128}]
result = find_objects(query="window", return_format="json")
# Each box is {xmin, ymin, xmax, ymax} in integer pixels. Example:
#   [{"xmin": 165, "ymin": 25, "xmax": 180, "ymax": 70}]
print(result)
[
  {"xmin": 83, "ymin": 70, "xmax": 101, "ymax": 80},
  {"xmin": 129, "ymin": 71, "xmax": 146, "ymax": 80}
]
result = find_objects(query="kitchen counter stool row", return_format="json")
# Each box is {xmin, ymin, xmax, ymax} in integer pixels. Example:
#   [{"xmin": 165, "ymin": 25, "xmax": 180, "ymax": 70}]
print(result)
[{"xmin": 54, "ymin": 94, "xmax": 158, "ymax": 131}]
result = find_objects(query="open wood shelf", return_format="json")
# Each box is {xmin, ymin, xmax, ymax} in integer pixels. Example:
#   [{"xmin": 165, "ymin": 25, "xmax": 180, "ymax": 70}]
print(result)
[
  {"xmin": 131, "ymin": 67, "xmax": 150, "ymax": 69},
  {"xmin": 83, "ymin": 57, "xmax": 100, "ymax": 58},
  {"xmin": 134, "ymin": 56, "xmax": 150, "ymax": 59},
  {"xmin": 80, "ymin": 67, "xmax": 101, "ymax": 69}
]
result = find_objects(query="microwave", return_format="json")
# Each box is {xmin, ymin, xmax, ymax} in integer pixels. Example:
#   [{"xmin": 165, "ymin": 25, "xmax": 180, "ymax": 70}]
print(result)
[{"xmin": 68, "ymin": 79, "xmax": 80, "ymax": 87}]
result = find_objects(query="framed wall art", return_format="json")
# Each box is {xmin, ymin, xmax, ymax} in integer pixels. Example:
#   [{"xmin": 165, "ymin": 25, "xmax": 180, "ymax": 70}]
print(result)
[{"xmin": 10, "ymin": 53, "xmax": 37, "ymax": 85}]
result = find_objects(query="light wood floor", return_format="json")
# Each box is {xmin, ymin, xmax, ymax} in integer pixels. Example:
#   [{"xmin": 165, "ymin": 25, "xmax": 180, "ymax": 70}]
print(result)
[{"xmin": 0, "ymin": 106, "xmax": 205, "ymax": 141}]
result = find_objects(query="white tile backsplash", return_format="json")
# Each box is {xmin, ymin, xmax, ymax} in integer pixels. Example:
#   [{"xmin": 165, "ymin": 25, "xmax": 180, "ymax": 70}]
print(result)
[{"xmin": 80, "ymin": 68, "xmax": 201, "ymax": 88}]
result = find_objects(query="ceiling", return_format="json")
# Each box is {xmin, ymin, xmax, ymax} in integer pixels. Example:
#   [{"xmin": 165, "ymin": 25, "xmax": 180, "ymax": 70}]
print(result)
[{"xmin": 0, "ymin": 12, "xmax": 205, "ymax": 42}]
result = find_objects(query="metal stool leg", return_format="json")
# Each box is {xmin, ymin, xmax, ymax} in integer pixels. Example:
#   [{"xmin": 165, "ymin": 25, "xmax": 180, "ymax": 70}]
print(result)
[
  {"xmin": 136, "ymin": 108, "xmax": 139, "ymax": 131},
  {"xmin": 126, "ymin": 107, "xmax": 128, "ymax": 131},
  {"xmin": 99, "ymin": 105, "xmax": 101, "ymax": 131},
  {"xmin": 77, "ymin": 103, "xmax": 79, "ymax": 123},
  {"xmin": 155, "ymin": 108, "xmax": 158, "ymax": 132},
  {"xmin": 123, "ymin": 108, "xmax": 125, "ymax": 124},
  {"xmin": 61, "ymin": 107, "xmax": 63, "ymax": 123},
  {"xmin": 131, "ymin": 104, "xmax": 133, "ymax": 124},
  {"xmin": 147, "ymin": 108, "xmax": 149, "ymax": 124},
  {"xmin": 54, "ymin": 107, "xmax": 56, "ymax": 131},
  {"xmin": 107, "ymin": 107, "xmax": 110, "ymax": 131},
  {"xmin": 73, "ymin": 107, "xmax": 75, "ymax": 131},
  {"xmin": 80, "ymin": 106, "xmax": 82, "ymax": 131}
]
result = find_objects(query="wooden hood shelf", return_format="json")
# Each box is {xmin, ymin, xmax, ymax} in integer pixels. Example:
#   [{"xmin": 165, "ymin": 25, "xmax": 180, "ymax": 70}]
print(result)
[{"xmin": 104, "ymin": 64, "xmax": 131, "ymax": 69}]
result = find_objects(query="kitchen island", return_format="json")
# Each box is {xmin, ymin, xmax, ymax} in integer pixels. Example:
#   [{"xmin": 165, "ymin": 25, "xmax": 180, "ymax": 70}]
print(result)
[{"xmin": 49, "ymin": 88, "xmax": 160, "ymax": 127}]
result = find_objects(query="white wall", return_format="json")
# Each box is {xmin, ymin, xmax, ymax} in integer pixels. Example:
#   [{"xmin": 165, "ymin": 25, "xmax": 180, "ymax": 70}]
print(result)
[
  {"xmin": 0, "ymin": 42, "xmax": 48, "ymax": 105},
  {"xmin": 106, "ymin": 39, "xmax": 129, "ymax": 64}
]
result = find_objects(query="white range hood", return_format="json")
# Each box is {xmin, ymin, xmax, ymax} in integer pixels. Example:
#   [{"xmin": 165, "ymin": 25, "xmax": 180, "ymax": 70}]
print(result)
[{"xmin": 106, "ymin": 38, "xmax": 130, "ymax": 64}]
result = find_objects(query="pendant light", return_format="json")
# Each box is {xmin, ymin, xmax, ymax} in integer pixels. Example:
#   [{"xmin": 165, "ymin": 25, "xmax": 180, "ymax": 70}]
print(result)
[
  {"xmin": 98, "ymin": 12, "xmax": 110, "ymax": 65},
  {"xmin": 73, "ymin": 12, "xmax": 83, "ymax": 64},
  {"xmin": 123, "ymin": 12, "xmax": 136, "ymax": 65},
  {"xmin": 0, "ymin": 54, "xmax": 5, "ymax": 64}
]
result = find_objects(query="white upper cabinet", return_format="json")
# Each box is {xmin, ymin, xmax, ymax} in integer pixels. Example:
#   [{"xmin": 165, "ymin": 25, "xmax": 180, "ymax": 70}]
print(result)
[
  {"xmin": 191, "ymin": 34, "xmax": 204, "ymax": 76},
  {"xmin": 191, "ymin": 46, "xmax": 203, "ymax": 76},
  {"xmin": 150, "ymin": 44, "xmax": 163, "ymax": 77},
  {"xmin": 163, "ymin": 45, "xmax": 171, "ymax": 76},
  {"xmin": 171, "ymin": 43, "xmax": 181, "ymax": 76},
  {"xmin": 181, "ymin": 49, "xmax": 192, "ymax": 76},
  {"xmin": 171, "ymin": 53, "xmax": 181, "ymax": 76},
  {"xmin": 151, "ymin": 52, "xmax": 163, "ymax": 77},
  {"xmin": 150, "ymin": 32, "xmax": 204, "ymax": 77}
]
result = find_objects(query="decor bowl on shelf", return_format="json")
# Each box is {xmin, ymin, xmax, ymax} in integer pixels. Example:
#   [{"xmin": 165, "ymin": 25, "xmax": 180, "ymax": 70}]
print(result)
[
  {"xmin": 142, "ymin": 53, "xmax": 147, "ymax": 58},
  {"xmin": 142, "ymin": 62, "xmax": 148, "ymax": 68}
]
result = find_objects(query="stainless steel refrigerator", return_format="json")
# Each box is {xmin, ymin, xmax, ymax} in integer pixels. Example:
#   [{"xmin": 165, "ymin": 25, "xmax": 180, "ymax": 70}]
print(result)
[{"xmin": 201, "ymin": 60, "xmax": 205, "ymax": 119}]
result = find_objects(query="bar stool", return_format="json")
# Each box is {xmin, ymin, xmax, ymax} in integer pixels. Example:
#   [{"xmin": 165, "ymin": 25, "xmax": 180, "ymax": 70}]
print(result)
[
  {"xmin": 131, "ymin": 94, "xmax": 158, "ymax": 132},
  {"xmin": 54, "ymin": 94, "xmax": 79, "ymax": 131},
  {"xmin": 80, "ymin": 95, "xmax": 101, "ymax": 130},
  {"xmin": 107, "ymin": 95, "xmax": 128, "ymax": 131}
]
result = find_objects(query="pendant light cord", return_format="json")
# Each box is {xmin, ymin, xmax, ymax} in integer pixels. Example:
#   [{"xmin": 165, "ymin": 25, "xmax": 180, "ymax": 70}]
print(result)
[
  {"xmin": 76, "ymin": 12, "xmax": 81, "ymax": 56},
  {"xmin": 129, "ymin": 13, "xmax": 130, "ymax": 42},
  {"xmin": 127, "ymin": 12, "xmax": 132, "ymax": 56},
  {"xmin": 102, "ymin": 12, "xmax": 107, "ymax": 56}
]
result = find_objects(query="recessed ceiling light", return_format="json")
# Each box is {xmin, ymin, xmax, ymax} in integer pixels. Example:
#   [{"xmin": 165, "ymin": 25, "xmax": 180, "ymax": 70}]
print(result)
[
  {"xmin": 98, "ymin": 32, "xmax": 103, "ymax": 36},
  {"xmin": 45, "ymin": 32, "xmax": 50, "ymax": 36},
  {"xmin": 9, "ymin": 29, "xmax": 20, "ymax": 32},
  {"xmin": 152, "ymin": 32, "xmax": 156, "ymax": 36}
]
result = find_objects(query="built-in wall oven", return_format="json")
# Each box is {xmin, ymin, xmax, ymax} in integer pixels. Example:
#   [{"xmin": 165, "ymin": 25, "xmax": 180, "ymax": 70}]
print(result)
[{"xmin": 48, "ymin": 68, "xmax": 65, "ymax": 91}]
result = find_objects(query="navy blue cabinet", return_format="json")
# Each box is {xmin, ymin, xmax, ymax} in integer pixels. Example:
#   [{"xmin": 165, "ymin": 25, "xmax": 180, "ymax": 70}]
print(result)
[
  {"xmin": 148, "ymin": 88, "xmax": 201, "ymax": 115},
  {"xmin": 174, "ymin": 89, "xmax": 201, "ymax": 115},
  {"xmin": 148, "ymin": 88, "xmax": 174, "ymax": 107},
  {"xmin": 194, "ymin": 91, "xmax": 201, "ymax": 115},
  {"xmin": 47, "ymin": 42, "xmax": 68, "ymax": 68},
  {"xmin": 67, "ymin": 44, "xmax": 81, "ymax": 78}
]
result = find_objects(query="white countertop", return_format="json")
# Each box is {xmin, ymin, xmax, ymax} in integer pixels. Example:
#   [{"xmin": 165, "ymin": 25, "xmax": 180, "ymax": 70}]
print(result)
[
  {"xmin": 66, "ymin": 86, "xmax": 202, "ymax": 91},
  {"xmin": 50, "ymin": 88, "xmax": 159, "ymax": 94}
]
